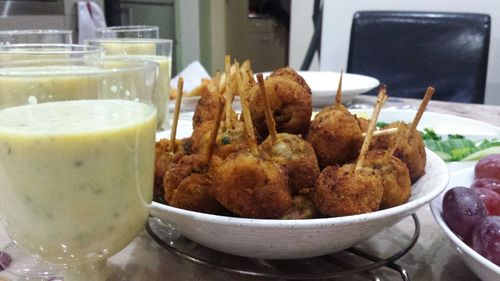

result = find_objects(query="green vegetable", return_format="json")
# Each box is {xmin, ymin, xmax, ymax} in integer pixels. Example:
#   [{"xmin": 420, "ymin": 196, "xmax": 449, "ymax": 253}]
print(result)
[
  {"xmin": 221, "ymin": 135, "xmax": 231, "ymax": 145},
  {"xmin": 377, "ymin": 121, "xmax": 389, "ymax": 128},
  {"xmin": 421, "ymin": 128, "xmax": 441, "ymax": 141},
  {"xmin": 421, "ymin": 128, "xmax": 499, "ymax": 161},
  {"xmin": 462, "ymin": 146, "xmax": 500, "ymax": 161}
]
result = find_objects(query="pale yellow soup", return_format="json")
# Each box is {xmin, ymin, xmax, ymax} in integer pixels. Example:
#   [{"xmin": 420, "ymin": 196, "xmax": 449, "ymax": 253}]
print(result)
[
  {"xmin": 100, "ymin": 42, "xmax": 156, "ymax": 56},
  {"xmin": 0, "ymin": 99, "xmax": 156, "ymax": 265},
  {"xmin": 0, "ymin": 47, "xmax": 100, "ymax": 62}
]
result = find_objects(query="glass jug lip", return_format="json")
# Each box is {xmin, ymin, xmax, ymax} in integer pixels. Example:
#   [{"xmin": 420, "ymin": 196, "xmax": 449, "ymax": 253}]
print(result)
[
  {"xmin": 0, "ymin": 57, "xmax": 160, "ymax": 77},
  {"xmin": 0, "ymin": 44, "xmax": 103, "ymax": 55}
]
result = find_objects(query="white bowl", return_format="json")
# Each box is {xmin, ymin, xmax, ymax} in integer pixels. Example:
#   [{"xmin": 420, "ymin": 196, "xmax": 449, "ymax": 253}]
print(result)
[
  {"xmin": 299, "ymin": 71, "xmax": 379, "ymax": 107},
  {"xmin": 151, "ymin": 149, "xmax": 448, "ymax": 259},
  {"xmin": 430, "ymin": 168, "xmax": 500, "ymax": 281}
]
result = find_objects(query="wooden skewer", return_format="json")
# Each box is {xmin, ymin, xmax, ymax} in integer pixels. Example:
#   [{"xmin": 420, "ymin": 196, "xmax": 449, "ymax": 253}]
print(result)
[
  {"xmin": 408, "ymin": 86, "xmax": 435, "ymax": 137},
  {"xmin": 257, "ymin": 73, "xmax": 278, "ymax": 143},
  {"xmin": 334, "ymin": 70, "xmax": 344, "ymax": 107},
  {"xmin": 223, "ymin": 55, "xmax": 234, "ymax": 130},
  {"xmin": 236, "ymin": 62, "xmax": 259, "ymax": 155},
  {"xmin": 169, "ymin": 77, "xmax": 184, "ymax": 154},
  {"xmin": 362, "ymin": 127, "xmax": 398, "ymax": 138},
  {"xmin": 206, "ymin": 96, "xmax": 224, "ymax": 164},
  {"xmin": 386, "ymin": 122, "xmax": 405, "ymax": 158},
  {"xmin": 356, "ymin": 87, "xmax": 387, "ymax": 171}
]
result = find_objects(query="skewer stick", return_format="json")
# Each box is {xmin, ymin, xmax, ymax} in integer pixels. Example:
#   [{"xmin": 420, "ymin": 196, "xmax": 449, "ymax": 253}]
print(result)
[
  {"xmin": 169, "ymin": 77, "xmax": 184, "ymax": 154},
  {"xmin": 356, "ymin": 86, "xmax": 387, "ymax": 171},
  {"xmin": 386, "ymin": 122, "xmax": 405, "ymax": 158},
  {"xmin": 205, "ymin": 97, "xmax": 224, "ymax": 164},
  {"xmin": 223, "ymin": 55, "xmax": 234, "ymax": 130},
  {"xmin": 257, "ymin": 73, "xmax": 278, "ymax": 143},
  {"xmin": 408, "ymin": 86, "xmax": 435, "ymax": 136},
  {"xmin": 362, "ymin": 127, "xmax": 398, "ymax": 138},
  {"xmin": 334, "ymin": 70, "xmax": 343, "ymax": 107},
  {"xmin": 236, "ymin": 62, "xmax": 259, "ymax": 155}
]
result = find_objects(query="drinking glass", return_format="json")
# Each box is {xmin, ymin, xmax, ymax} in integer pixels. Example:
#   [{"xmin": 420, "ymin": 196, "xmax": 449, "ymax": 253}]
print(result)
[
  {"xmin": 0, "ymin": 58, "xmax": 159, "ymax": 280},
  {"xmin": 0, "ymin": 29, "xmax": 72, "ymax": 44},
  {"xmin": 86, "ymin": 38, "xmax": 172, "ymax": 129},
  {"xmin": 0, "ymin": 44, "xmax": 103, "ymax": 63},
  {"xmin": 95, "ymin": 25, "xmax": 159, "ymax": 39}
]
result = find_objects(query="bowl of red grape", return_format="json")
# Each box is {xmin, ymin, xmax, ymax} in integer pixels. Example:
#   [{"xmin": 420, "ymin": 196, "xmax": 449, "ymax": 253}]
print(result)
[{"xmin": 430, "ymin": 154, "xmax": 500, "ymax": 281}]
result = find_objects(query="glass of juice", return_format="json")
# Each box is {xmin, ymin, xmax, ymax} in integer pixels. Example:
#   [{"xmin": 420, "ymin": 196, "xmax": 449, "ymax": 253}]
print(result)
[
  {"xmin": 0, "ymin": 44, "xmax": 103, "ymax": 63},
  {"xmin": 0, "ymin": 58, "xmax": 159, "ymax": 280},
  {"xmin": 95, "ymin": 25, "xmax": 159, "ymax": 39},
  {"xmin": 0, "ymin": 29, "xmax": 73, "ymax": 44},
  {"xmin": 85, "ymin": 38, "xmax": 172, "ymax": 129}
]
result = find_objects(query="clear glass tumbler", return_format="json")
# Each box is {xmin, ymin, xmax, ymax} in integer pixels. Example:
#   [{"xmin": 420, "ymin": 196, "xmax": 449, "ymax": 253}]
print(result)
[
  {"xmin": 95, "ymin": 25, "xmax": 159, "ymax": 39},
  {"xmin": 0, "ymin": 58, "xmax": 159, "ymax": 280},
  {"xmin": 0, "ymin": 44, "xmax": 103, "ymax": 63},
  {"xmin": 0, "ymin": 29, "xmax": 72, "ymax": 44},
  {"xmin": 86, "ymin": 38, "xmax": 172, "ymax": 129}
]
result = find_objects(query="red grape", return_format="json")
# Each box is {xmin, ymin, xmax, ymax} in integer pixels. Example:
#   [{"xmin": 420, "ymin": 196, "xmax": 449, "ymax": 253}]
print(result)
[
  {"xmin": 0, "ymin": 251, "xmax": 11, "ymax": 271},
  {"xmin": 472, "ymin": 188, "xmax": 500, "ymax": 216},
  {"xmin": 475, "ymin": 154, "xmax": 500, "ymax": 180},
  {"xmin": 471, "ymin": 177, "xmax": 500, "ymax": 195},
  {"xmin": 472, "ymin": 216, "xmax": 500, "ymax": 266},
  {"xmin": 442, "ymin": 186, "xmax": 488, "ymax": 242}
]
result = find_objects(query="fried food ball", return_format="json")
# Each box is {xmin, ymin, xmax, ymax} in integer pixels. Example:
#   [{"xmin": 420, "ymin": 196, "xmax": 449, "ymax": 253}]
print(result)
[
  {"xmin": 363, "ymin": 150, "xmax": 411, "ymax": 209},
  {"xmin": 371, "ymin": 121, "xmax": 426, "ymax": 182},
  {"xmin": 306, "ymin": 106, "xmax": 363, "ymax": 169},
  {"xmin": 269, "ymin": 67, "xmax": 311, "ymax": 94},
  {"xmin": 281, "ymin": 195, "xmax": 317, "ymax": 219},
  {"xmin": 190, "ymin": 119, "xmax": 256, "ymax": 159},
  {"xmin": 163, "ymin": 154, "xmax": 225, "ymax": 214},
  {"xmin": 313, "ymin": 164, "xmax": 384, "ymax": 217},
  {"xmin": 154, "ymin": 138, "xmax": 190, "ymax": 202},
  {"xmin": 259, "ymin": 133, "xmax": 319, "ymax": 195},
  {"xmin": 248, "ymin": 73, "xmax": 312, "ymax": 138},
  {"xmin": 192, "ymin": 89, "xmax": 224, "ymax": 128},
  {"xmin": 211, "ymin": 151, "xmax": 292, "ymax": 219},
  {"xmin": 356, "ymin": 116, "xmax": 370, "ymax": 133}
]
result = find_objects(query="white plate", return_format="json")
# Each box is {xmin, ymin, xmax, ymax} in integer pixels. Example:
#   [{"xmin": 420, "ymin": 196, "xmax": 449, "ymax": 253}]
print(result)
[
  {"xmin": 150, "ymin": 149, "xmax": 448, "ymax": 259},
  {"xmin": 260, "ymin": 71, "xmax": 379, "ymax": 107},
  {"xmin": 430, "ymin": 168, "xmax": 500, "ymax": 281},
  {"xmin": 350, "ymin": 109, "xmax": 500, "ymax": 141}
]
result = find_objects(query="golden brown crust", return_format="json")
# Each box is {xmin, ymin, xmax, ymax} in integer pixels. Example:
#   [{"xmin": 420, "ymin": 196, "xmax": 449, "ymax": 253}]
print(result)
[
  {"xmin": 371, "ymin": 122, "xmax": 426, "ymax": 182},
  {"xmin": 192, "ymin": 90, "xmax": 224, "ymax": 129},
  {"xmin": 356, "ymin": 116, "xmax": 370, "ymax": 133},
  {"xmin": 259, "ymin": 133, "xmax": 319, "ymax": 195},
  {"xmin": 313, "ymin": 164, "xmax": 383, "ymax": 216},
  {"xmin": 212, "ymin": 152, "xmax": 292, "ymax": 218},
  {"xmin": 162, "ymin": 154, "xmax": 225, "ymax": 214},
  {"xmin": 154, "ymin": 139, "xmax": 187, "ymax": 201},
  {"xmin": 363, "ymin": 150, "xmax": 411, "ymax": 209},
  {"xmin": 191, "ymin": 119, "xmax": 254, "ymax": 159},
  {"xmin": 306, "ymin": 107, "xmax": 363, "ymax": 169},
  {"xmin": 248, "ymin": 75, "xmax": 312, "ymax": 138},
  {"xmin": 169, "ymin": 173, "xmax": 225, "ymax": 214},
  {"xmin": 281, "ymin": 195, "xmax": 317, "ymax": 219},
  {"xmin": 269, "ymin": 67, "xmax": 312, "ymax": 94}
]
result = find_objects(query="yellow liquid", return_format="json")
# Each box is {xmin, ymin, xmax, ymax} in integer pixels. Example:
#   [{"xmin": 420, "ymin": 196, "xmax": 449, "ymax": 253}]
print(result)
[
  {"xmin": 0, "ymin": 100, "xmax": 156, "ymax": 265},
  {"xmin": 101, "ymin": 42, "xmax": 157, "ymax": 56}
]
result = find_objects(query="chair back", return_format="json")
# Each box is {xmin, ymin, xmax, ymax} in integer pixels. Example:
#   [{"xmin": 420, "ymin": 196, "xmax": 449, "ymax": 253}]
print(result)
[{"xmin": 347, "ymin": 11, "xmax": 490, "ymax": 103}]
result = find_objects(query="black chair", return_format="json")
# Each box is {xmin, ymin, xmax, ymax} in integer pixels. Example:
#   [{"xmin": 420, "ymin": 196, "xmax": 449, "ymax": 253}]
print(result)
[{"xmin": 347, "ymin": 11, "xmax": 490, "ymax": 103}]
